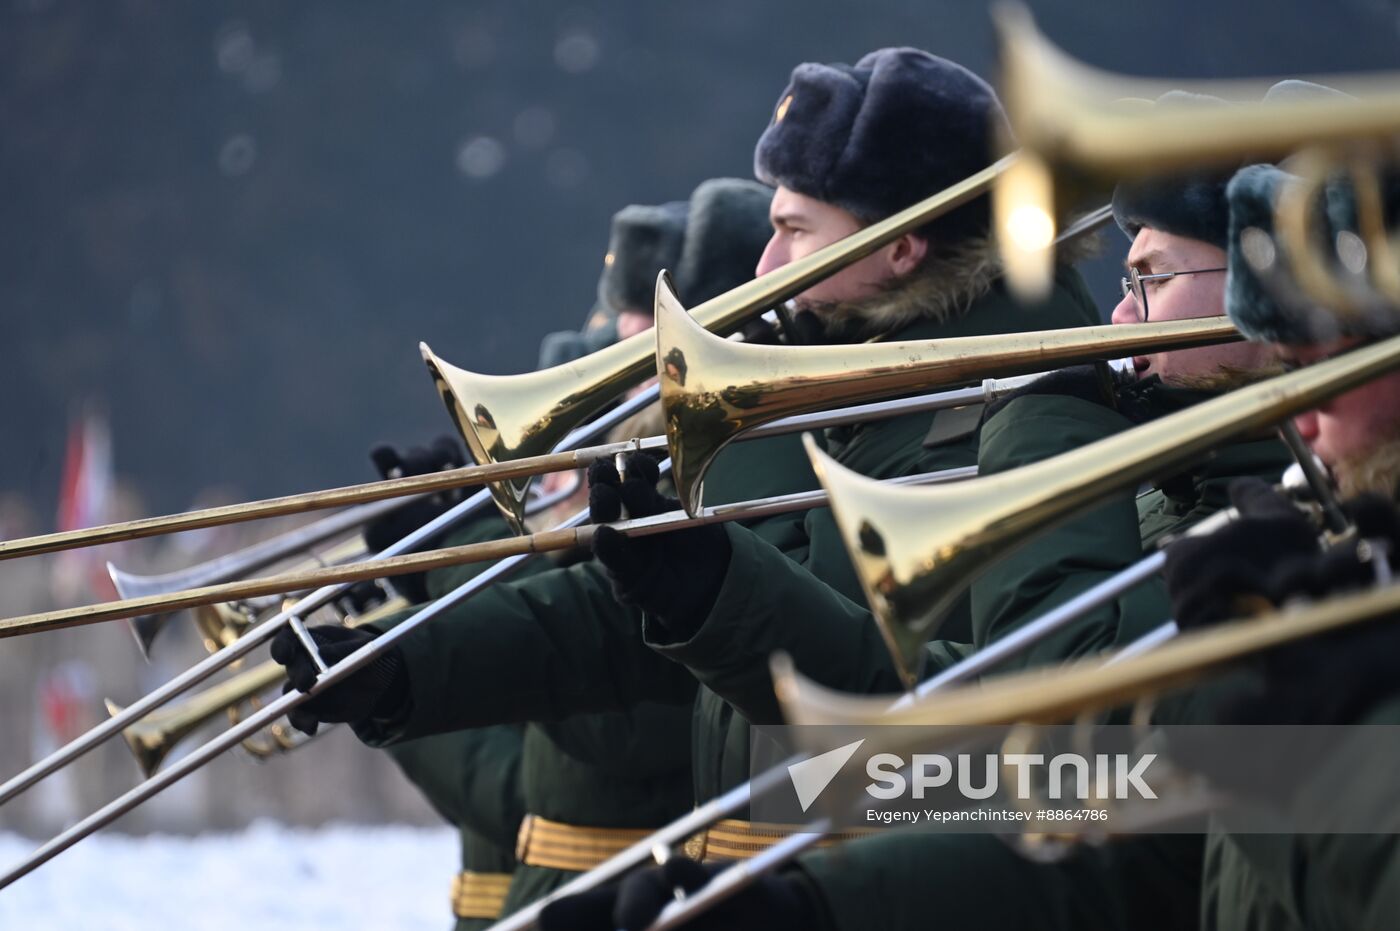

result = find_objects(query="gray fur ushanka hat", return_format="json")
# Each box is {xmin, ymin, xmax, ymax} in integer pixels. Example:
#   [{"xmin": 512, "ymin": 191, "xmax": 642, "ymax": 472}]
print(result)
[
  {"xmin": 753, "ymin": 47, "xmax": 1008, "ymax": 244},
  {"xmin": 596, "ymin": 200, "xmax": 689, "ymax": 316},
  {"xmin": 540, "ymin": 201, "xmax": 687, "ymax": 369},
  {"xmin": 674, "ymin": 178, "xmax": 774, "ymax": 305}
]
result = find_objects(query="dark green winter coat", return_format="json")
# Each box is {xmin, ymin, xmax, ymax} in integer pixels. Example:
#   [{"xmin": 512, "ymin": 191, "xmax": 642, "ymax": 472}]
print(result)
[
  {"xmin": 369, "ymin": 417, "xmax": 825, "ymax": 913},
  {"xmin": 1198, "ymin": 685, "xmax": 1400, "ymax": 930},
  {"xmin": 385, "ymin": 728, "xmax": 524, "ymax": 931},
  {"xmin": 377, "ymin": 505, "xmax": 698, "ymax": 916},
  {"xmin": 368, "ymin": 511, "xmax": 536, "ymax": 929}
]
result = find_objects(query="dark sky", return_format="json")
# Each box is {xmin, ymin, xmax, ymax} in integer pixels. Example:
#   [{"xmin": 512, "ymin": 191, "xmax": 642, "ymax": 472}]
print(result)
[{"xmin": 3, "ymin": 0, "xmax": 1398, "ymax": 519}]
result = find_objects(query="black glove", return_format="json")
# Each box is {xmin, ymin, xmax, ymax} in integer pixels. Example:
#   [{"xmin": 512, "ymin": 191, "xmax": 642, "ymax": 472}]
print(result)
[
  {"xmin": 363, "ymin": 436, "xmax": 470, "ymax": 551},
  {"xmin": 538, "ymin": 857, "xmax": 821, "ymax": 931},
  {"xmin": 1162, "ymin": 492, "xmax": 1400, "ymax": 811},
  {"xmin": 981, "ymin": 363, "xmax": 1125, "ymax": 424},
  {"xmin": 1262, "ymin": 493, "xmax": 1400, "ymax": 604},
  {"xmin": 1163, "ymin": 478, "xmax": 1321, "ymax": 630},
  {"xmin": 363, "ymin": 435, "xmax": 471, "ymax": 602},
  {"xmin": 588, "ymin": 452, "xmax": 730, "ymax": 640},
  {"xmin": 270, "ymin": 625, "xmax": 409, "ymax": 736},
  {"xmin": 1166, "ymin": 491, "xmax": 1400, "ymax": 726},
  {"xmin": 1222, "ymin": 493, "xmax": 1400, "ymax": 726}
]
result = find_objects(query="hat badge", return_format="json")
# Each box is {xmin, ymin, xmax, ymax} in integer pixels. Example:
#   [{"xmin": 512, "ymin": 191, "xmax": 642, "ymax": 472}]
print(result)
[{"xmin": 775, "ymin": 93, "xmax": 794, "ymax": 123}]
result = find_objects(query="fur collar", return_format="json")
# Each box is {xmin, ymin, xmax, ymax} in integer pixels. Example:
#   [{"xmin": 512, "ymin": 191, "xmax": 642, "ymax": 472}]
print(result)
[{"xmin": 802, "ymin": 228, "xmax": 1102, "ymax": 342}]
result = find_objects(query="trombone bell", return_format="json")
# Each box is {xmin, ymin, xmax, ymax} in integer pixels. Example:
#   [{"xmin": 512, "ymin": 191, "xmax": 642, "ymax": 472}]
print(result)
[
  {"xmin": 421, "ymin": 339, "xmax": 651, "ymax": 533},
  {"xmin": 103, "ymin": 698, "xmax": 169, "ymax": 780},
  {"xmin": 104, "ymin": 660, "xmax": 289, "ymax": 778},
  {"xmin": 108, "ymin": 563, "xmax": 177, "ymax": 659}
]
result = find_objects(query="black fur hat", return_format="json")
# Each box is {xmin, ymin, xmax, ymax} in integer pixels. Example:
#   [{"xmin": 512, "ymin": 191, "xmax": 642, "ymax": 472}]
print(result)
[
  {"xmin": 1113, "ymin": 81, "xmax": 1354, "ymax": 249},
  {"xmin": 1111, "ymin": 92, "xmax": 1237, "ymax": 248},
  {"xmin": 674, "ymin": 178, "xmax": 774, "ymax": 305},
  {"xmin": 597, "ymin": 200, "xmax": 688, "ymax": 316},
  {"xmin": 1226, "ymin": 163, "xmax": 1400, "ymax": 344},
  {"xmin": 753, "ymin": 47, "xmax": 1007, "ymax": 244}
]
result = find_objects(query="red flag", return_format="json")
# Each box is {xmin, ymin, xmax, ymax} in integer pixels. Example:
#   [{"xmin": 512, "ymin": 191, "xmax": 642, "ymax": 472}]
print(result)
[{"xmin": 51, "ymin": 408, "xmax": 116, "ymax": 603}]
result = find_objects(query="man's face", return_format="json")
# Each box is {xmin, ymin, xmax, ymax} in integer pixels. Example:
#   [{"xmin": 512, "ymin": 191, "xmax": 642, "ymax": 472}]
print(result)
[
  {"xmin": 1287, "ymin": 339, "xmax": 1400, "ymax": 497},
  {"xmin": 1110, "ymin": 228, "xmax": 1277, "ymax": 386},
  {"xmin": 755, "ymin": 186, "xmax": 911, "ymax": 311},
  {"xmin": 615, "ymin": 309, "xmax": 652, "ymax": 341}
]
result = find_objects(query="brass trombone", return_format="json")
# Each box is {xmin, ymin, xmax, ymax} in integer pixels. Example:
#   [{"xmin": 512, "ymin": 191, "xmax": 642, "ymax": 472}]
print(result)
[
  {"xmin": 107, "ymin": 498, "xmax": 406, "ymax": 657},
  {"xmin": 105, "ymin": 661, "xmax": 288, "ymax": 778},
  {"xmin": 774, "ymin": 582, "xmax": 1400, "ymax": 736},
  {"xmin": 111, "ymin": 466, "xmax": 587, "ymax": 659},
  {"xmin": 638, "ymin": 584, "xmax": 1400, "ymax": 931},
  {"xmin": 424, "ymin": 159, "xmax": 1012, "ymax": 532}
]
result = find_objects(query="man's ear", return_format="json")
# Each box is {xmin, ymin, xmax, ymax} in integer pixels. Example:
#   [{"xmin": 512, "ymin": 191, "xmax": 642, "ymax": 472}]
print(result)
[{"xmin": 886, "ymin": 232, "xmax": 928, "ymax": 277}]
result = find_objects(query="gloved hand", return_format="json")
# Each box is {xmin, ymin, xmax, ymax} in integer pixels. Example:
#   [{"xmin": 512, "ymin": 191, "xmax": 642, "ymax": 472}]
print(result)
[
  {"xmin": 1163, "ymin": 478, "xmax": 1321, "ymax": 629},
  {"xmin": 981, "ymin": 363, "xmax": 1126, "ymax": 424},
  {"xmin": 1262, "ymin": 493, "xmax": 1400, "ymax": 603},
  {"xmin": 363, "ymin": 435, "xmax": 471, "ymax": 602},
  {"xmin": 1165, "ymin": 490, "xmax": 1400, "ymax": 729},
  {"xmin": 363, "ymin": 436, "xmax": 470, "ymax": 551},
  {"xmin": 538, "ymin": 856, "xmax": 820, "ymax": 931},
  {"xmin": 588, "ymin": 452, "xmax": 730, "ymax": 640},
  {"xmin": 271, "ymin": 624, "xmax": 409, "ymax": 736}
]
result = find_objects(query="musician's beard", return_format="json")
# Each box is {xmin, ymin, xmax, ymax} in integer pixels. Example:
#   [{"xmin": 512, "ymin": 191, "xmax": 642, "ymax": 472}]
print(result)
[
  {"xmin": 1161, "ymin": 360, "xmax": 1286, "ymax": 392},
  {"xmin": 793, "ymin": 236, "xmax": 1002, "ymax": 342},
  {"xmin": 1332, "ymin": 438, "xmax": 1400, "ymax": 500}
]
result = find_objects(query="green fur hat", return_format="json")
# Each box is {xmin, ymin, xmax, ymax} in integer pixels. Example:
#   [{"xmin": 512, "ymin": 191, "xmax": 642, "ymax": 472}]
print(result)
[{"xmin": 1226, "ymin": 163, "xmax": 1400, "ymax": 344}]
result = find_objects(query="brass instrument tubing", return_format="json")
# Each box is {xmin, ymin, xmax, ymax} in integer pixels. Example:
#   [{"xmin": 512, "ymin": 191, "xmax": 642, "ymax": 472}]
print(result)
[
  {"xmin": 0, "ymin": 465, "xmax": 977, "ymax": 637},
  {"xmin": 0, "ymin": 385, "xmax": 664, "ymax": 808}
]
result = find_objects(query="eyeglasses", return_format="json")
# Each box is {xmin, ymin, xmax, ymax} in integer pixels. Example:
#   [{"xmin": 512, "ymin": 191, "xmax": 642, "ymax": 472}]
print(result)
[{"xmin": 1120, "ymin": 266, "xmax": 1226, "ymax": 322}]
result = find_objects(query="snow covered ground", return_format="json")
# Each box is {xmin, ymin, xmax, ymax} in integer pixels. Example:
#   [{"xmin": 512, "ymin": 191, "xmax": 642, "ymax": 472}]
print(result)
[{"xmin": 0, "ymin": 821, "xmax": 459, "ymax": 931}]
